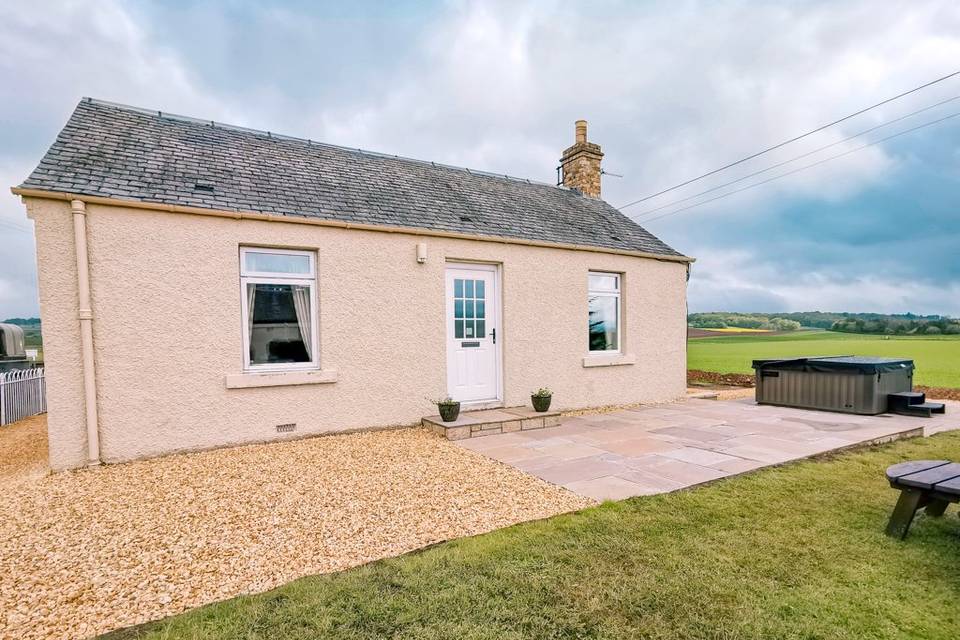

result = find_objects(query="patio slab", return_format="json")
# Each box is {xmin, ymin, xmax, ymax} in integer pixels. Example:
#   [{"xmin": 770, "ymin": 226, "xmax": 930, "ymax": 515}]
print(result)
[{"xmin": 453, "ymin": 398, "xmax": 960, "ymax": 501}]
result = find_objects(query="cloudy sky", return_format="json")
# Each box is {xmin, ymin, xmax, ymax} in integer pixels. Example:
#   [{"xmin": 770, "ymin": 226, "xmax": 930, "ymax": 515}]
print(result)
[{"xmin": 2, "ymin": 0, "xmax": 959, "ymax": 319}]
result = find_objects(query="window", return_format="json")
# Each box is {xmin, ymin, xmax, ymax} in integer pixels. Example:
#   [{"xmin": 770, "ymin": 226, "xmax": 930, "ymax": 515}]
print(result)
[
  {"xmin": 453, "ymin": 277, "xmax": 486, "ymax": 339},
  {"xmin": 240, "ymin": 247, "xmax": 318, "ymax": 371},
  {"xmin": 588, "ymin": 272, "xmax": 620, "ymax": 353}
]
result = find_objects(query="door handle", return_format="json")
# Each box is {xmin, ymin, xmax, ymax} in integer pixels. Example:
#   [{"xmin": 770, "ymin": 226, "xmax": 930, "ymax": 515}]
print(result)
[{"xmin": 492, "ymin": 328, "xmax": 496, "ymax": 344}]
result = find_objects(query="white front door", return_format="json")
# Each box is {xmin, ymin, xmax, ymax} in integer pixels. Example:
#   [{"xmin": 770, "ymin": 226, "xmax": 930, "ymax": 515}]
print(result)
[{"xmin": 445, "ymin": 264, "xmax": 500, "ymax": 404}]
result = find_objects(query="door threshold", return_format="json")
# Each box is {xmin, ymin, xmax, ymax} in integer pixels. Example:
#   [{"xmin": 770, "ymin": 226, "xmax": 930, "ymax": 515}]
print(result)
[{"xmin": 460, "ymin": 400, "xmax": 504, "ymax": 411}]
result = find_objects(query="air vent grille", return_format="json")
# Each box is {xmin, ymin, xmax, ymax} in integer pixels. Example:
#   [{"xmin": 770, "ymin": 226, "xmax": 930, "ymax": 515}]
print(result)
[{"xmin": 276, "ymin": 423, "xmax": 296, "ymax": 433}]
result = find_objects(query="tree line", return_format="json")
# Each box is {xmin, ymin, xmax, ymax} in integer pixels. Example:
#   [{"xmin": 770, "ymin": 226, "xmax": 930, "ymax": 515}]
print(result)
[
  {"xmin": 830, "ymin": 317, "xmax": 960, "ymax": 335},
  {"xmin": 1, "ymin": 317, "xmax": 40, "ymax": 326},
  {"xmin": 688, "ymin": 311, "xmax": 960, "ymax": 335},
  {"xmin": 688, "ymin": 313, "xmax": 801, "ymax": 331}
]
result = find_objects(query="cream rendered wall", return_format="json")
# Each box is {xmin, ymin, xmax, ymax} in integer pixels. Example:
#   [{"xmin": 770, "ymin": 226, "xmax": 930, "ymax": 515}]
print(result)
[
  {"xmin": 27, "ymin": 198, "xmax": 688, "ymax": 470},
  {"xmin": 26, "ymin": 199, "xmax": 87, "ymax": 468}
]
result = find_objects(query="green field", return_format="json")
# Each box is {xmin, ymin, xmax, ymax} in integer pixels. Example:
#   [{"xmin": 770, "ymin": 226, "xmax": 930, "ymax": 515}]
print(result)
[{"xmin": 688, "ymin": 330, "xmax": 960, "ymax": 388}]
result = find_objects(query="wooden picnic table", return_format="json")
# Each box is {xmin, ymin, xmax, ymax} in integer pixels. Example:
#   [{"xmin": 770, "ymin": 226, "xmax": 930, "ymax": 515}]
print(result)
[{"xmin": 885, "ymin": 460, "xmax": 960, "ymax": 539}]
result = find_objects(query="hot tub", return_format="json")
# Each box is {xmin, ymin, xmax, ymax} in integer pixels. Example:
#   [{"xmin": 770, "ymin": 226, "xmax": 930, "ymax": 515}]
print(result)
[{"xmin": 752, "ymin": 356, "xmax": 914, "ymax": 415}]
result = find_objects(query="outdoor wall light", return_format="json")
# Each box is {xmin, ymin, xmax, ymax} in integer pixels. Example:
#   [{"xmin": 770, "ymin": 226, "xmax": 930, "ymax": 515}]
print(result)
[{"xmin": 416, "ymin": 242, "xmax": 427, "ymax": 264}]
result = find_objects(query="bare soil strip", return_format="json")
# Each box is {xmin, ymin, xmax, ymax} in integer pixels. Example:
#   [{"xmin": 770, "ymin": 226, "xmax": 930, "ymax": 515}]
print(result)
[
  {"xmin": 688, "ymin": 369, "xmax": 756, "ymax": 387},
  {"xmin": 688, "ymin": 370, "xmax": 960, "ymax": 401}
]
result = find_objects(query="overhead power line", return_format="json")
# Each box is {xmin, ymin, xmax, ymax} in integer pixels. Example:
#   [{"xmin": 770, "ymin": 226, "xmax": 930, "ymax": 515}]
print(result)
[
  {"xmin": 0, "ymin": 218, "xmax": 31, "ymax": 234},
  {"xmin": 629, "ymin": 94, "xmax": 960, "ymax": 221},
  {"xmin": 618, "ymin": 68, "xmax": 960, "ymax": 210},
  {"xmin": 638, "ymin": 109, "xmax": 960, "ymax": 224}
]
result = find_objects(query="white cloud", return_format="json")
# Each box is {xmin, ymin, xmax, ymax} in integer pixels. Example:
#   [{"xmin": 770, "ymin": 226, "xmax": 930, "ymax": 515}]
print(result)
[
  {"xmin": 2, "ymin": 0, "xmax": 959, "ymax": 319},
  {"xmin": 272, "ymin": 0, "xmax": 960, "ymax": 210},
  {"xmin": 689, "ymin": 247, "xmax": 960, "ymax": 316},
  {"xmin": 0, "ymin": 1, "xmax": 236, "ymax": 123},
  {"xmin": 0, "ymin": 161, "xmax": 38, "ymax": 319},
  {"xmin": 0, "ymin": 0, "xmax": 238, "ymax": 318}
]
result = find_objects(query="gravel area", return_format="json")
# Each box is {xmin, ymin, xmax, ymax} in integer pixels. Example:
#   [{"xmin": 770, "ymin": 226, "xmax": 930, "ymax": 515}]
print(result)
[
  {"xmin": 0, "ymin": 420, "xmax": 592, "ymax": 640},
  {"xmin": 712, "ymin": 387, "xmax": 756, "ymax": 401},
  {"xmin": 686, "ymin": 385, "xmax": 756, "ymax": 401},
  {"xmin": 0, "ymin": 414, "xmax": 48, "ymax": 486}
]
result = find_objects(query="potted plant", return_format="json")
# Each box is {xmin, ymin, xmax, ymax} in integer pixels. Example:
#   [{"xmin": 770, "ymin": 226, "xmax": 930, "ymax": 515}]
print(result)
[
  {"xmin": 531, "ymin": 387, "xmax": 553, "ymax": 412},
  {"xmin": 430, "ymin": 396, "xmax": 461, "ymax": 422}
]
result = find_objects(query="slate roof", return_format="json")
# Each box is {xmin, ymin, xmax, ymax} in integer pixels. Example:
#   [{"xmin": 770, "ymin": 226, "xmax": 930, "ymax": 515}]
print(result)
[{"xmin": 20, "ymin": 98, "xmax": 687, "ymax": 259}]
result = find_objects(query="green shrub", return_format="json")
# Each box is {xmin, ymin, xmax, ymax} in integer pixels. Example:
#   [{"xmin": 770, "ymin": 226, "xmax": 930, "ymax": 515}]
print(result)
[
  {"xmin": 693, "ymin": 320, "xmax": 727, "ymax": 329},
  {"xmin": 925, "ymin": 326, "xmax": 942, "ymax": 335},
  {"xmin": 766, "ymin": 318, "xmax": 802, "ymax": 331}
]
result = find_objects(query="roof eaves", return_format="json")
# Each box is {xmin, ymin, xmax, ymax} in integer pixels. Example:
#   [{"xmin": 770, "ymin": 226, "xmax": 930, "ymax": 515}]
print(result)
[{"xmin": 10, "ymin": 185, "xmax": 696, "ymax": 264}]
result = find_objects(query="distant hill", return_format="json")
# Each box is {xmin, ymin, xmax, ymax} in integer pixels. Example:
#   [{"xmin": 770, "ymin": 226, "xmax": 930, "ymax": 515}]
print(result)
[{"xmin": 688, "ymin": 312, "xmax": 959, "ymax": 336}]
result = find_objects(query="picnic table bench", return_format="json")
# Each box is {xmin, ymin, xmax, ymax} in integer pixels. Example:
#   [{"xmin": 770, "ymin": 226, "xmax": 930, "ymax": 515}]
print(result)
[{"xmin": 885, "ymin": 460, "xmax": 960, "ymax": 539}]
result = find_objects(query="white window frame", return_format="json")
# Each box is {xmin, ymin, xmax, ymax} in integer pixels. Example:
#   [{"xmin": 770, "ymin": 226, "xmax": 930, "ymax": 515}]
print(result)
[
  {"xmin": 240, "ymin": 247, "xmax": 319, "ymax": 372},
  {"xmin": 587, "ymin": 271, "xmax": 622, "ymax": 354}
]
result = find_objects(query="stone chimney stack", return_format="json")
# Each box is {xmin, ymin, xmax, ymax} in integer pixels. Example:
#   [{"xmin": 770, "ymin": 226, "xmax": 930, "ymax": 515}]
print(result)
[{"xmin": 560, "ymin": 119, "xmax": 603, "ymax": 197}]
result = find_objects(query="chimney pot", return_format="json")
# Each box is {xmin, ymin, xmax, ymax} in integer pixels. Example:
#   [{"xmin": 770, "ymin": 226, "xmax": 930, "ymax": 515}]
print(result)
[{"xmin": 575, "ymin": 120, "xmax": 587, "ymax": 144}]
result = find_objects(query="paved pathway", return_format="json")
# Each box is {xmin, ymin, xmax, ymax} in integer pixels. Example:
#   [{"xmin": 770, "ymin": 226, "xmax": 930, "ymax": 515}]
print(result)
[{"xmin": 455, "ymin": 398, "xmax": 960, "ymax": 501}]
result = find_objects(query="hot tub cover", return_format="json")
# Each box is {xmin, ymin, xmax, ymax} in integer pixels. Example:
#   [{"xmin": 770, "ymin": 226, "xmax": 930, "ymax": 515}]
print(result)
[{"xmin": 751, "ymin": 356, "xmax": 914, "ymax": 374}]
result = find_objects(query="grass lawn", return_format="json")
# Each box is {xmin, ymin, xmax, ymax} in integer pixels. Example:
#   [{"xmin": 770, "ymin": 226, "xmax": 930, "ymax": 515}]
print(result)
[
  {"xmin": 106, "ymin": 431, "xmax": 960, "ymax": 640},
  {"xmin": 688, "ymin": 331, "xmax": 960, "ymax": 388},
  {"xmin": 695, "ymin": 327, "xmax": 773, "ymax": 333}
]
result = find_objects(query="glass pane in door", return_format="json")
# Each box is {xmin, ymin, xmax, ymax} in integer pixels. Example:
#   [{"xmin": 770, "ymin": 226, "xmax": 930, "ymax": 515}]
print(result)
[{"xmin": 453, "ymin": 278, "xmax": 489, "ymax": 339}]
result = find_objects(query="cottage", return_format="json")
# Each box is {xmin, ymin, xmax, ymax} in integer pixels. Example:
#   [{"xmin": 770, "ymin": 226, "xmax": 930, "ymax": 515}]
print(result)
[{"xmin": 14, "ymin": 99, "xmax": 692, "ymax": 470}]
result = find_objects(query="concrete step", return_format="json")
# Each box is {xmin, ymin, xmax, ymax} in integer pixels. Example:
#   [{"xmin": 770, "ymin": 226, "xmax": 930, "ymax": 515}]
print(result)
[
  {"xmin": 686, "ymin": 390, "xmax": 720, "ymax": 400},
  {"xmin": 423, "ymin": 406, "xmax": 561, "ymax": 440}
]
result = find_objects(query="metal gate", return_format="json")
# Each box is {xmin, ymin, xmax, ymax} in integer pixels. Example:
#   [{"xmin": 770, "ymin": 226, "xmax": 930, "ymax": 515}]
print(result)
[{"xmin": 0, "ymin": 368, "xmax": 46, "ymax": 425}]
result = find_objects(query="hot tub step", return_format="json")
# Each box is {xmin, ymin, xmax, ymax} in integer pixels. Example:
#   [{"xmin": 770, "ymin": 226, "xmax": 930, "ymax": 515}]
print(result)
[
  {"xmin": 891, "ymin": 401, "xmax": 946, "ymax": 418},
  {"xmin": 889, "ymin": 391, "xmax": 925, "ymax": 405}
]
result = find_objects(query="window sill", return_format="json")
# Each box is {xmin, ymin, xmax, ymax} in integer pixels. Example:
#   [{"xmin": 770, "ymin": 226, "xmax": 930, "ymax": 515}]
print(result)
[
  {"xmin": 225, "ymin": 369, "xmax": 338, "ymax": 389},
  {"xmin": 582, "ymin": 353, "xmax": 636, "ymax": 368}
]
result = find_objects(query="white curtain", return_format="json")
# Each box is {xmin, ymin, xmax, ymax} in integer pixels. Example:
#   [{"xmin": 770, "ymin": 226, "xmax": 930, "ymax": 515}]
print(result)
[
  {"xmin": 247, "ymin": 283, "xmax": 256, "ymax": 339},
  {"xmin": 292, "ymin": 285, "xmax": 312, "ymax": 358},
  {"xmin": 606, "ymin": 297, "xmax": 617, "ymax": 349}
]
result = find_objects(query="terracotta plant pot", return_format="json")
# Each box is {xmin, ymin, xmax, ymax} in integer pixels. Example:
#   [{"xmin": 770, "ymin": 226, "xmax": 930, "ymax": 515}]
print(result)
[
  {"xmin": 531, "ymin": 394, "xmax": 552, "ymax": 412},
  {"xmin": 437, "ymin": 401, "xmax": 461, "ymax": 422}
]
